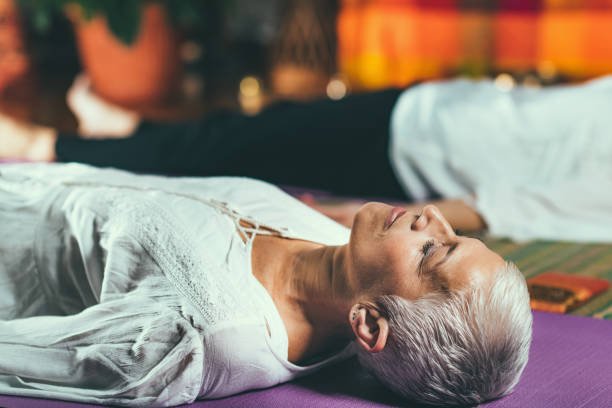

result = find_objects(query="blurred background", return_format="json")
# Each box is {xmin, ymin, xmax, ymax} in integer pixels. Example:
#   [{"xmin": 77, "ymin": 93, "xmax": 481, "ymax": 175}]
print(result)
[{"xmin": 2, "ymin": 0, "xmax": 612, "ymax": 131}]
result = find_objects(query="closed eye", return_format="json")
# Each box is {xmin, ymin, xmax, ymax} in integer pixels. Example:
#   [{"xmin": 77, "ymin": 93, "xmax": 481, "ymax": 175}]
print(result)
[
  {"xmin": 421, "ymin": 239, "xmax": 435, "ymax": 256},
  {"xmin": 418, "ymin": 239, "xmax": 436, "ymax": 276}
]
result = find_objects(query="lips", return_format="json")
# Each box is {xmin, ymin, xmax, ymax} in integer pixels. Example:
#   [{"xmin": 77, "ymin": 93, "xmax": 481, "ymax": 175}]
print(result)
[{"xmin": 384, "ymin": 206, "xmax": 407, "ymax": 230}]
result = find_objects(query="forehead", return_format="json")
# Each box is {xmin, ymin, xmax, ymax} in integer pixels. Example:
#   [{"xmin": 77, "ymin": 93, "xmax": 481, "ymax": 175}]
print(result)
[{"xmin": 424, "ymin": 237, "xmax": 503, "ymax": 293}]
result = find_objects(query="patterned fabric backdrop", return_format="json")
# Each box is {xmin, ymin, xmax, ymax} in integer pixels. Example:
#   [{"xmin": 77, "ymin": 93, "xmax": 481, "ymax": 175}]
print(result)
[{"xmin": 338, "ymin": 0, "xmax": 612, "ymax": 89}]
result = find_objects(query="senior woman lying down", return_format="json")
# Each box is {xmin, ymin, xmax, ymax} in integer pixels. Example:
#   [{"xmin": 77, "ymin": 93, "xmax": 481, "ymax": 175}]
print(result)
[
  {"xmin": 0, "ymin": 163, "xmax": 532, "ymax": 407},
  {"xmin": 2, "ymin": 76, "xmax": 612, "ymax": 241}
]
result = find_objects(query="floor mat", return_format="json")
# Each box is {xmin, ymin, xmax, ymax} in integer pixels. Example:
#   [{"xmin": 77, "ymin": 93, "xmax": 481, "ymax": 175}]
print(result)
[
  {"xmin": 483, "ymin": 238, "xmax": 612, "ymax": 319},
  {"xmin": 1, "ymin": 312, "xmax": 610, "ymax": 407}
]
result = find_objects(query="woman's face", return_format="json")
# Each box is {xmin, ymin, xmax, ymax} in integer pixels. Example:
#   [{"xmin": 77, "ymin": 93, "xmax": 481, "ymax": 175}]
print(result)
[{"xmin": 346, "ymin": 203, "xmax": 504, "ymax": 300}]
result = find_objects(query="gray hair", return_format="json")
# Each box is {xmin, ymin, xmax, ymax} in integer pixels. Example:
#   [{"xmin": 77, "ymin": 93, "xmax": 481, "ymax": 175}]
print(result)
[{"xmin": 357, "ymin": 262, "xmax": 532, "ymax": 406}]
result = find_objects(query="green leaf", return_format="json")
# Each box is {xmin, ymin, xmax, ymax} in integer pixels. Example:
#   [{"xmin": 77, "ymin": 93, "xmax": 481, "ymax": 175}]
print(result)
[
  {"xmin": 32, "ymin": 7, "xmax": 53, "ymax": 31},
  {"xmin": 18, "ymin": 0, "xmax": 218, "ymax": 40},
  {"xmin": 106, "ymin": 0, "xmax": 142, "ymax": 45},
  {"xmin": 17, "ymin": 0, "xmax": 58, "ymax": 31},
  {"xmin": 79, "ymin": 0, "xmax": 99, "ymax": 21}
]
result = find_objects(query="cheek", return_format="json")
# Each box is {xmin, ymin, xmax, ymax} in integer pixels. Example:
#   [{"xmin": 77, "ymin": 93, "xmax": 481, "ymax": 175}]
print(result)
[
  {"xmin": 381, "ymin": 242, "xmax": 425, "ymax": 298},
  {"xmin": 351, "ymin": 204, "xmax": 382, "ymax": 240},
  {"xmin": 358, "ymin": 241, "xmax": 419, "ymax": 290},
  {"xmin": 381, "ymin": 235, "xmax": 417, "ymax": 268},
  {"xmin": 350, "ymin": 239, "xmax": 387, "ymax": 275},
  {"xmin": 352, "ymin": 233, "xmax": 413, "ymax": 271},
  {"xmin": 347, "ymin": 218, "xmax": 424, "ymax": 294},
  {"xmin": 348, "ymin": 221, "xmax": 385, "ymax": 271}
]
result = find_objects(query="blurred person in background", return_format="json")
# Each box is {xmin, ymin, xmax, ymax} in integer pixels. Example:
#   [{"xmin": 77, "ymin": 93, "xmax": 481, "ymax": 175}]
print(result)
[{"xmin": 1, "ymin": 75, "xmax": 612, "ymax": 242}]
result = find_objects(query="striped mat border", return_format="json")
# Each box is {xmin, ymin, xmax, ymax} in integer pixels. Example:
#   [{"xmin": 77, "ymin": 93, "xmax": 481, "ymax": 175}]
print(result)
[{"xmin": 483, "ymin": 238, "xmax": 612, "ymax": 320}]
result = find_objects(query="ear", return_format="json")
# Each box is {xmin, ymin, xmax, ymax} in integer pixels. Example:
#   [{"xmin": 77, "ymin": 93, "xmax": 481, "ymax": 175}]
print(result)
[{"xmin": 349, "ymin": 303, "xmax": 389, "ymax": 353}]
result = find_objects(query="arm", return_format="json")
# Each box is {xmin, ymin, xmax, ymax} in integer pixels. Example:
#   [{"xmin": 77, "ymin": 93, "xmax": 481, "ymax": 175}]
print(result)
[
  {"xmin": 0, "ymin": 298, "xmax": 203, "ymax": 406},
  {"xmin": 425, "ymin": 198, "xmax": 486, "ymax": 232},
  {"xmin": 303, "ymin": 195, "xmax": 486, "ymax": 232}
]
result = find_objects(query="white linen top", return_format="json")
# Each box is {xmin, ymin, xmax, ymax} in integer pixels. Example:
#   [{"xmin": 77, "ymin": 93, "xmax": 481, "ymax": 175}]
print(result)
[
  {"xmin": 0, "ymin": 163, "xmax": 354, "ymax": 407},
  {"xmin": 390, "ymin": 77, "xmax": 612, "ymax": 242}
]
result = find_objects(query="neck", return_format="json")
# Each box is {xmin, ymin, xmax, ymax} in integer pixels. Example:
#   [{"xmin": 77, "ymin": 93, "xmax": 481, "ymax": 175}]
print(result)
[
  {"xmin": 252, "ymin": 237, "xmax": 356, "ymax": 363},
  {"xmin": 290, "ymin": 243, "xmax": 354, "ymax": 327}
]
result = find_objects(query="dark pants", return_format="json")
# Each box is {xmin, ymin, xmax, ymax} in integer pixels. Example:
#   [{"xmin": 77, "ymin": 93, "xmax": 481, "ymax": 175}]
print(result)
[{"xmin": 57, "ymin": 89, "xmax": 407, "ymax": 199}]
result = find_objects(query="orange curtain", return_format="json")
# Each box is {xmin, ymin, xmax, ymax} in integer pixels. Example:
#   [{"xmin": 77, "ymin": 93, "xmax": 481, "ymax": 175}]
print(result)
[{"xmin": 338, "ymin": 0, "xmax": 612, "ymax": 89}]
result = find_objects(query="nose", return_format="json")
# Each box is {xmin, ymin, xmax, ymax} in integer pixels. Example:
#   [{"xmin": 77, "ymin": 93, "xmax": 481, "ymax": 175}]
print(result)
[{"xmin": 412, "ymin": 205, "xmax": 456, "ymax": 240}]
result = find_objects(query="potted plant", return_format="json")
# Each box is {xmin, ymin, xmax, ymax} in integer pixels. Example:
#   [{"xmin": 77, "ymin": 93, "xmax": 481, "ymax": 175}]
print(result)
[
  {"xmin": 18, "ymin": 0, "xmax": 209, "ymax": 106},
  {"xmin": 0, "ymin": 0, "xmax": 29, "ymax": 93}
]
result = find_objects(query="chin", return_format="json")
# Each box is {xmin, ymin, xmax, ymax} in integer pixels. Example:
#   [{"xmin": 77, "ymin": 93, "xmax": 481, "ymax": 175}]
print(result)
[{"xmin": 352, "ymin": 202, "xmax": 390, "ymax": 235}]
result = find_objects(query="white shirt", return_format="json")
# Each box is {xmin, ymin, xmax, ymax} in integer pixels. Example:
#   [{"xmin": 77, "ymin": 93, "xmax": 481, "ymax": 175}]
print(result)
[
  {"xmin": 390, "ymin": 77, "xmax": 612, "ymax": 242},
  {"xmin": 0, "ymin": 163, "xmax": 354, "ymax": 407}
]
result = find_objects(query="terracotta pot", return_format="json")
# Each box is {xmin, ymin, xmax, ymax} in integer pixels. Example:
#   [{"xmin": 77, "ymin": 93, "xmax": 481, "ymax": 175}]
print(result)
[
  {"xmin": 70, "ymin": 3, "xmax": 180, "ymax": 106},
  {"xmin": 0, "ymin": 0, "xmax": 29, "ymax": 92}
]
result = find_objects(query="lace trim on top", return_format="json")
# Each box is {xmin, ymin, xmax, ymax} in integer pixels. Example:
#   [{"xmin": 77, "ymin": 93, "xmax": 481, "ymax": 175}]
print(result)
[
  {"xmin": 62, "ymin": 181, "xmax": 279, "ymax": 328},
  {"xmin": 62, "ymin": 180, "xmax": 284, "ymax": 241}
]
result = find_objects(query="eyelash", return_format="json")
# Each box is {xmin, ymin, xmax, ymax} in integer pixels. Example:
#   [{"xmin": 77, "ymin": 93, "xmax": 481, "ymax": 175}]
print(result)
[
  {"xmin": 417, "ymin": 239, "xmax": 435, "ymax": 277},
  {"xmin": 421, "ymin": 239, "xmax": 435, "ymax": 256}
]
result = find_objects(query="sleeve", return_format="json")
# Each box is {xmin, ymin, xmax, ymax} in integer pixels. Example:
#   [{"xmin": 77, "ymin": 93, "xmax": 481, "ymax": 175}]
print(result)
[
  {"xmin": 472, "ymin": 174, "xmax": 612, "ymax": 242},
  {"xmin": 0, "ymin": 296, "xmax": 204, "ymax": 407}
]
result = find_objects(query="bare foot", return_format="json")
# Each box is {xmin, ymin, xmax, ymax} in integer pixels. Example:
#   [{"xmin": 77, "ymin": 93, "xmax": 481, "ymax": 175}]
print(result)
[{"xmin": 0, "ymin": 113, "xmax": 57, "ymax": 161}]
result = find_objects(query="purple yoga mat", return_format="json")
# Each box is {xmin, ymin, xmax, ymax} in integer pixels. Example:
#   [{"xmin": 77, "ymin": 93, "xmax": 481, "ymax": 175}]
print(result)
[{"xmin": 1, "ymin": 312, "xmax": 610, "ymax": 408}]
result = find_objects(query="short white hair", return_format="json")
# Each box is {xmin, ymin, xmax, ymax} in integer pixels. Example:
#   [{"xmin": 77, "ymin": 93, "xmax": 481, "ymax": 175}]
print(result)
[{"xmin": 357, "ymin": 262, "xmax": 532, "ymax": 406}]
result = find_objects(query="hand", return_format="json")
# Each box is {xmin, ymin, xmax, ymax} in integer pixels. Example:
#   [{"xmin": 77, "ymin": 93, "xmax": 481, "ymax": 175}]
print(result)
[
  {"xmin": 67, "ymin": 74, "xmax": 140, "ymax": 138},
  {"xmin": 300, "ymin": 193, "xmax": 365, "ymax": 228},
  {"xmin": 0, "ymin": 112, "xmax": 57, "ymax": 161}
]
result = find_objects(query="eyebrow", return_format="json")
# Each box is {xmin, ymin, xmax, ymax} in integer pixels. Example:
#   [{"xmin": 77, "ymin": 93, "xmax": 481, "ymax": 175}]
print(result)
[{"xmin": 438, "ymin": 242, "xmax": 459, "ymax": 267}]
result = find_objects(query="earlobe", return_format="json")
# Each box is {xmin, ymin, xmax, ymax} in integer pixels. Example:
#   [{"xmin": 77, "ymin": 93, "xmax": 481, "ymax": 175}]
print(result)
[{"xmin": 349, "ymin": 303, "xmax": 389, "ymax": 353}]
